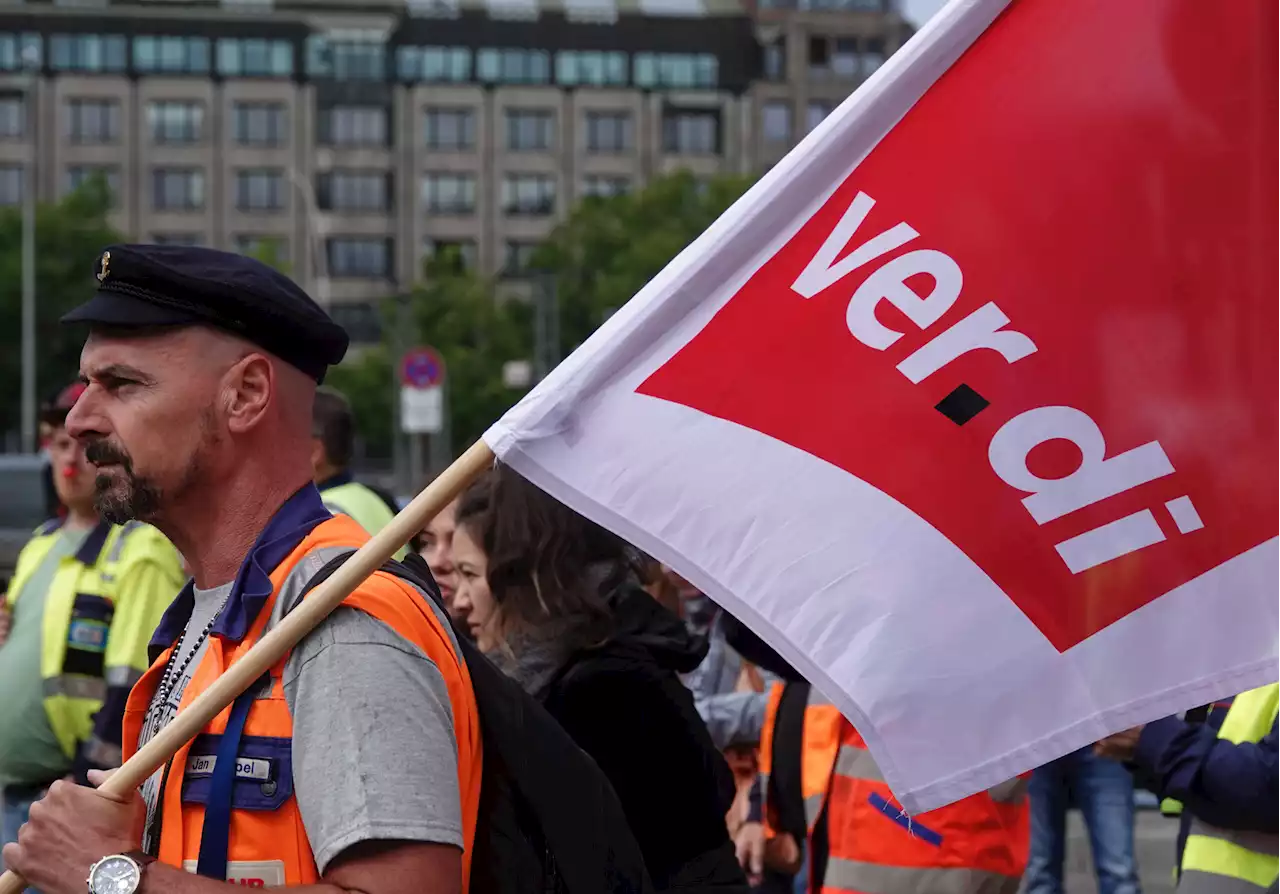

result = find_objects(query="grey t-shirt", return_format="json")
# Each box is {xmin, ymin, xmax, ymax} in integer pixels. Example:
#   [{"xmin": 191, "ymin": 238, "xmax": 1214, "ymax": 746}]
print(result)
[{"xmin": 140, "ymin": 580, "xmax": 463, "ymax": 874}]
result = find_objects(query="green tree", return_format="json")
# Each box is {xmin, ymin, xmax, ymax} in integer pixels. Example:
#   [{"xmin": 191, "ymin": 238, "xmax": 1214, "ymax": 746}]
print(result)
[
  {"xmin": 0, "ymin": 176, "xmax": 121, "ymax": 443},
  {"xmin": 534, "ymin": 170, "xmax": 755, "ymax": 356},
  {"xmin": 404, "ymin": 259, "xmax": 532, "ymax": 452},
  {"xmin": 243, "ymin": 236, "xmax": 291, "ymax": 276},
  {"xmin": 326, "ymin": 344, "xmax": 395, "ymax": 462}
]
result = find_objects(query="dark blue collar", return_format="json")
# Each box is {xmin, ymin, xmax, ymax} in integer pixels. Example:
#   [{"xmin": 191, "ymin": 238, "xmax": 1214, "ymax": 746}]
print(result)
[
  {"xmin": 150, "ymin": 485, "xmax": 333, "ymax": 650},
  {"xmin": 316, "ymin": 471, "xmax": 352, "ymax": 492},
  {"xmin": 39, "ymin": 517, "xmax": 112, "ymax": 566}
]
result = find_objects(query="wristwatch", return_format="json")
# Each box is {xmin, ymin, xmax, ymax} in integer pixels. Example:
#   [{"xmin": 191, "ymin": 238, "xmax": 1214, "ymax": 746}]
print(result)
[{"xmin": 86, "ymin": 851, "xmax": 154, "ymax": 894}]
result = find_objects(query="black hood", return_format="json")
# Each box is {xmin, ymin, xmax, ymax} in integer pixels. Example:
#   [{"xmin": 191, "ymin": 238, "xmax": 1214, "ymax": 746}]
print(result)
[{"xmin": 605, "ymin": 581, "xmax": 708, "ymax": 674}]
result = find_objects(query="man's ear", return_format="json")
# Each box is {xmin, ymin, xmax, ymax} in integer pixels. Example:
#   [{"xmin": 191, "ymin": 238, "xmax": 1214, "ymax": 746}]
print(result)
[{"xmin": 225, "ymin": 354, "xmax": 274, "ymax": 435}]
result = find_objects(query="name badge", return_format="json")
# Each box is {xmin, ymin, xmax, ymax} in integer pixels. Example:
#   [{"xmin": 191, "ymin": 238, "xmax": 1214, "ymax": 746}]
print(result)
[
  {"xmin": 185, "ymin": 754, "xmax": 273, "ymax": 782},
  {"xmin": 183, "ymin": 859, "xmax": 286, "ymax": 887},
  {"xmin": 67, "ymin": 618, "xmax": 109, "ymax": 652}
]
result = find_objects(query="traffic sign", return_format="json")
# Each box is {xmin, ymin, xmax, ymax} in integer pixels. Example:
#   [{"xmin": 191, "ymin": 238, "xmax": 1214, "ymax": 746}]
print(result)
[
  {"xmin": 401, "ymin": 347, "xmax": 445, "ymax": 389},
  {"xmin": 400, "ymin": 386, "xmax": 443, "ymax": 434}
]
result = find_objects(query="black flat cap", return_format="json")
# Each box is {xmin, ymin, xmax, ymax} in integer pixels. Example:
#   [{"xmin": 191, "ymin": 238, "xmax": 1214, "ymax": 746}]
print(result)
[{"xmin": 62, "ymin": 244, "xmax": 350, "ymax": 383}]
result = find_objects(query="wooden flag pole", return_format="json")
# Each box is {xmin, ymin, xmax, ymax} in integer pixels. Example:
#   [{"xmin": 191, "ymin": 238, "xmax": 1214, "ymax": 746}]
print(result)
[{"xmin": 0, "ymin": 439, "xmax": 496, "ymax": 894}]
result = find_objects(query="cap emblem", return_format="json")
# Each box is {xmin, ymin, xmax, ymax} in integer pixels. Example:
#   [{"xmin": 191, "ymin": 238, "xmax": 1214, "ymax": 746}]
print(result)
[{"xmin": 96, "ymin": 251, "xmax": 110, "ymax": 283}]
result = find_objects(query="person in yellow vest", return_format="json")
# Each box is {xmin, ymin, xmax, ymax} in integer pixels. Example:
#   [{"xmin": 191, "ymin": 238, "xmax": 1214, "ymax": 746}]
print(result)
[
  {"xmin": 0, "ymin": 382, "xmax": 183, "ymax": 886},
  {"xmin": 738, "ymin": 680, "xmax": 1030, "ymax": 894},
  {"xmin": 3, "ymin": 245, "xmax": 482, "ymax": 894},
  {"xmin": 311, "ymin": 387, "xmax": 406, "ymax": 559},
  {"xmin": 1097, "ymin": 684, "xmax": 1278, "ymax": 894}
]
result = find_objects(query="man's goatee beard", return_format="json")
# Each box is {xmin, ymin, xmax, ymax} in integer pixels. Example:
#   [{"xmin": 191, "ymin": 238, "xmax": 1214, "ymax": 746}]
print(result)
[{"xmin": 94, "ymin": 476, "xmax": 162, "ymax": 524}]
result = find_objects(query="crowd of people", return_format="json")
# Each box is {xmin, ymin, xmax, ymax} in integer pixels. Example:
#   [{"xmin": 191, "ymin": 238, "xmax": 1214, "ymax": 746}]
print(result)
[{"xmin": 0, "ymin": 245, "xmax": 1274, "ymax": 894}]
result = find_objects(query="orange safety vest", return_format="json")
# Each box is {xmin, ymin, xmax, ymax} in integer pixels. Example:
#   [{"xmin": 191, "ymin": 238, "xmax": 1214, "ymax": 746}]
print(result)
[
  {"xmin": 759, "ymin": 682, "xmax": 1029, "ymax": 894},
  {"xmin": 122, "ymin": 512, "xmax": 482, "ymax": 888}
]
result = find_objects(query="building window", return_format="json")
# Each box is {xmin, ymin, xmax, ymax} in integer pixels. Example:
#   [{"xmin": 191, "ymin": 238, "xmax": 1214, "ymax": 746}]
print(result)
[
  {"xmin": 134, "ymin": 36, "xmax": 211, "ymax": 75},
  {"xmin": 307, "ymin": 37, "xmax": 386, "ymax": 80},
  {"xmin": 317, "ymin": 170, "xmax": 390, "ymax": 213},
  {"xmin": 218, "ymin": 38, "xmax": 293, "ymax": 77},
  {"xmin": 422, "ymin": 173, "xmax": 476, "ymax": 215},
  {"xmin": 831, "ymin": 37, "xmax": 859, "ymax": 78},
  {"xmin": 476, "ymin": 48, "xmax": 550, "ymax": 85},
  {"xmin": 503, "ymin": 241, "xmax": 540, "ymax": 277},
  {"xmin": 806, "ymin": 101, "xmax": 833, "ymax": 133},
  {"xmin": 233, "ymin": 102, "xmax": 287, "ymax": 147},
  {"xmin": 152, "ymin": 232, "xmax": 203, "ymax": 246},
  {"xmin": 0, "ymin": 97, "xmax": 23, "ymax": 139},
  {"xmin": 50, "ymin": 34, "xmax": 127, "ymax": 73},
  {"xmin": 662, "ymin": 109, "xmax": 719, "ymax": 155},
  {"xmin": 585, "ymin": 111, "xmax": 632, "ymax": 153},
  {"xmin": 634, "ymin": 53, "xmax": 717, "ymax": 90},
  {"xmin": 65, "ymin": 166, "xmax": 120, "ymax": 204},
  {"xmin": 861, "ymin": 39, "xmax": 886, "ymax": 76},
  {"xmin": 67, "ymin": 99, "xmax": 119, "ymax": 144},
  {"xmin": 424, "ymin": 108, "xmax": 475, "ymax": 151},
  {"xmin": 328, "ymin": 237, "xmax": 392, "ymax": 278},
  {"xmin": 423, "ymin": 239, "xmax": 477, "ymax": 274},
  {"xmin": 398, "ymin": 46, "xmax": 470, "ymax": 83},
  {"xmin": 0, "ymin": 33, "xmax": 41, "ymax": 72},
  {"xmin": 0, "ymin": 164, "xmax": 22, "ymax": 206},
  {"xmin": 555, "ymin": 51, "xmax": 626, "ymax": 87},
  {"xmin": 148, "ymin": 101, "xmax": 204, "ymax": 144},
  {"xmin": 235, "ymin": 169, "xmax": 285, "ymax": 212},
  {"xmin": 152, "ymin": 168, "xmax": 205, "ymax": 211},
  {"xmin": 763, "ymin": 40, "xmax": 785, "ymax": 82},
  {"xmin": 762, "ymin": 101, "xmax": 791, "ymax": 143},
  {"xmin": 502, "ymin": 174, "xmax": 555, "ymax": 216},
  {"xmin": 319, "ymin": 106, "xmax": 388, "ymax": 147},
  {"xmin": 506, "ymin": 110, "xmax": 553, "ymax": 152},
  {"xmin": 582, "ymin": 175, "xmax": 629, "ymax": 199}
]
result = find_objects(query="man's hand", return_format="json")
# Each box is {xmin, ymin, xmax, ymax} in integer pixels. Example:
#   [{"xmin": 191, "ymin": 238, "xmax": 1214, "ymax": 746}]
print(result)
[
  {"xmin": 1, "ymin": 772, "xmax": 145, "ymax": 894},
  {"xmin": 0, "ymin": 604, "xmax": 11, "ymax": 647},
  {"xmin": 734, "ymin": 821, "xmax": 766, "ymax": 885},
  {"xmin": 1095, "ymin": 726, "xmax": 1145, "ymax": 762}
]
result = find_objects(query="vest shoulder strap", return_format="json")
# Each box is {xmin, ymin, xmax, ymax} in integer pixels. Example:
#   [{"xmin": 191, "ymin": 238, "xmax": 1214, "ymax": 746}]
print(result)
[{"xmin": 769, "ymin": 680, "xmax": 810, "ymax": 842}]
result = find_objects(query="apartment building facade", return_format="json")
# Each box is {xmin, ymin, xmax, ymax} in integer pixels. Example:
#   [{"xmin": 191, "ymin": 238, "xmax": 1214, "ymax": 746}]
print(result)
[{"xmin": 0, "ymin": 0, "xmax": 909, "ymax": 333}]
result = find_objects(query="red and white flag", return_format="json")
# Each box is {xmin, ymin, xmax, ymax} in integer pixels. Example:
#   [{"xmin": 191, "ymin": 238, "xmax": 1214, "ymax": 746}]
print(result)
[{"xmin": 485, "ymin": 0, "xmax": 1277, "ymax": 811}]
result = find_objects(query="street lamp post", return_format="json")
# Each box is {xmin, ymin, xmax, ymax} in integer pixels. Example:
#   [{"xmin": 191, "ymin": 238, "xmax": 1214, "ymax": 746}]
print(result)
[
  {"xmin": 286, "ymin": 168, "xmax": 327, "ymax": 303},
  {"xmin": 19, "ymin": 47, "xmax": 38, "ymax": 452}
]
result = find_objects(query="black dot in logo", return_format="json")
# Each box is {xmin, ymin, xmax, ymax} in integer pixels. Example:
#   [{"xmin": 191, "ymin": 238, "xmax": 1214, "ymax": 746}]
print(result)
[{"xmin": 935, "ymin": 384, "xmax": 989, "ymax": 426}]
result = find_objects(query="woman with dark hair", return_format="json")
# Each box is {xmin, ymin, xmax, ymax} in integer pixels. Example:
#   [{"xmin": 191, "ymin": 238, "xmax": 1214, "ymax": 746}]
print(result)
[{"xmin": 451, "ymin": 464, "xmax": 749, "ymax": 894}]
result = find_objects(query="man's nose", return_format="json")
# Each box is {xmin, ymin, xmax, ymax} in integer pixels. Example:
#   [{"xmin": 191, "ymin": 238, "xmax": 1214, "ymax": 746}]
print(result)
[{"xmin": 63, "ymin": 387, "xmax": 95, "ymax": 440}]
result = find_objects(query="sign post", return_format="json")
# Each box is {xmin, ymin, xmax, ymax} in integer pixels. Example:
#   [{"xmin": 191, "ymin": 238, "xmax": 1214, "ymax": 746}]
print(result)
[{"xmin": 400, "ymin": 347, "xmax": 446, "ymax": 488}]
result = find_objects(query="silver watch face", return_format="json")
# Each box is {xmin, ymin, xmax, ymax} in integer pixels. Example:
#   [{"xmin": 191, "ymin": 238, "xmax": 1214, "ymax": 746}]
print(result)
[{"xmin": 88, "ymin": 855, "xmax": 140, "ymax": 894}]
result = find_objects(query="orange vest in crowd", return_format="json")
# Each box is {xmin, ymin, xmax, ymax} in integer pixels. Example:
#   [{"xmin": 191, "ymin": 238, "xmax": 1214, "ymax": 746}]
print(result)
[
  {"xmin": 758, "ymin": 682, "xmax": 1029, "ymax": 894},
  {"xmin": 122, "ymin": 513, "xmax": 483, "ymax": 888}
]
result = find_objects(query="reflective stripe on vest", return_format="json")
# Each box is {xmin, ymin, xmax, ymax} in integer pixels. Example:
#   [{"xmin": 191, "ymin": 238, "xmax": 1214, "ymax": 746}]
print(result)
[
  {"xmin": 9, "ymin": 520, "xmax": 180, "ymax": 760},
  {"xmin": 121, "ymin": 515, "xmax": 482, "ymax": 888},
  {"xmin": 1178, "ymin": 684, "xmax": 1279, "ymax": 894},
  {"xmin": 819, "ymin": 723, "xmax": 1029, "ymax": 894},
  {"xmin": 823, "ymin": 857, "xmax": 1021, "ymax": 894}
]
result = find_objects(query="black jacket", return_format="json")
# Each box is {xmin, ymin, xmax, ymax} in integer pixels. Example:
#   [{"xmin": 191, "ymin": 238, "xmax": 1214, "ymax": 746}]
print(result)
[{"xmin": 542, "ymin": 585, "xmax": 750, "ymax": 894}]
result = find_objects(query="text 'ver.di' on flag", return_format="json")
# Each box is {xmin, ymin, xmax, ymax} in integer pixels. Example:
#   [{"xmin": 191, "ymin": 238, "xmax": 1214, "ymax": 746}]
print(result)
[{"xmin": 485, "ymin": 0, "xmax": 1278, "ymax": 811}]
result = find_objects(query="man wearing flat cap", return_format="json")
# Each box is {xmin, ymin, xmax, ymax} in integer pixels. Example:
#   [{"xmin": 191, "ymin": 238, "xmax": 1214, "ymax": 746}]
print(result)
[{"xmin": 3, "ymin": 245, "xmax": 483, "ymax": 894}]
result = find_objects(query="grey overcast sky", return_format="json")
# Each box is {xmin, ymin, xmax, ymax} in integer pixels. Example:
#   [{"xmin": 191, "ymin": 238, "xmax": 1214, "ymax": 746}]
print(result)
[{"xmin": 901, "ymin": 0, "xmax": 947, "ymax": 26}]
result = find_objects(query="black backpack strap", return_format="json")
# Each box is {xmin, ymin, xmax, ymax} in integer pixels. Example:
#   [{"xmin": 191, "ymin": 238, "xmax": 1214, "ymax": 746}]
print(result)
[
  {"xmin": 768, "ymin": 681, "xmax": 809, "ymax": 844},
  {"xmin": 289, "ymin": 549, "xmax": 447, "ymax": 618}
]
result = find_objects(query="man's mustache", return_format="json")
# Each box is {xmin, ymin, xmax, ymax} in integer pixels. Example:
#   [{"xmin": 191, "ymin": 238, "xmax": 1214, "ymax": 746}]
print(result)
[{"xmin": 83, "ymin": 439, "xmax": 132, "ymax": 470}]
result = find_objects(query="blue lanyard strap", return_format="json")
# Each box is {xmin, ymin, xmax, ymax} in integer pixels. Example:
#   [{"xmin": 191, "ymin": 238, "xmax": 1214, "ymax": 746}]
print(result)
[{"xmin": 195, "ymin": 679, "xmax": 262, "ymax": 880}]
